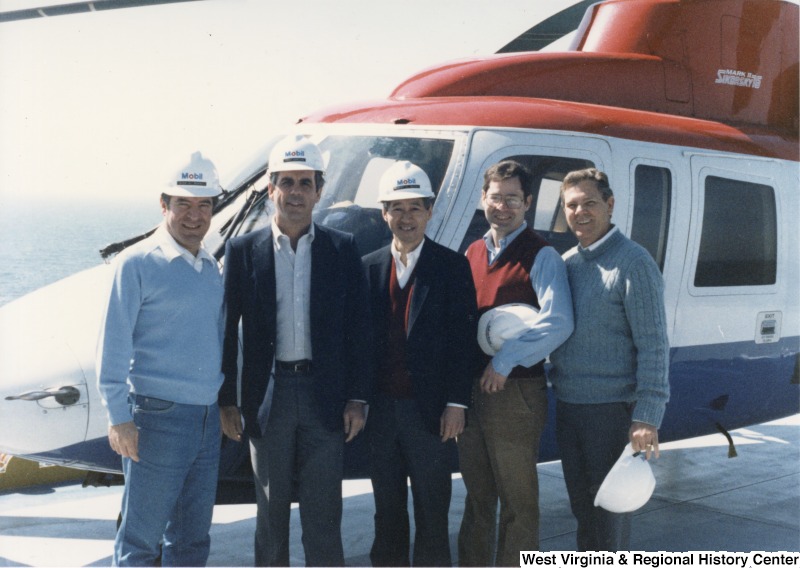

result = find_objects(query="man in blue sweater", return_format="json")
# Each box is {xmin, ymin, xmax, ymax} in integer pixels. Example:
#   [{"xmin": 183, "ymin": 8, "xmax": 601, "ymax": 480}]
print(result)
[
  {"xmin": 96, "ymin": 152, "xmax": 224, "ymax": 566},
  {"xmin": 550, "ymin": 168, "xmax": 670, "ymax": 551}
]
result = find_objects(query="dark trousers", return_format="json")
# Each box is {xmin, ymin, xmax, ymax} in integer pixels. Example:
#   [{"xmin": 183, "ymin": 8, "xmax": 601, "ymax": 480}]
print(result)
[
  {"xmin": 556, "ymin": 400, "xmax": 632, "ymax": 551},
  {"xmin": 249, "ymin": 372, "xmax": 345, "ymax": 567},
  {"xmin": 457, "ymin": 377, "xmax": 547, "ymax": 567},
  {"xmin": 368, "ymin": 395, "xmax": 454, "ymax": 567}
]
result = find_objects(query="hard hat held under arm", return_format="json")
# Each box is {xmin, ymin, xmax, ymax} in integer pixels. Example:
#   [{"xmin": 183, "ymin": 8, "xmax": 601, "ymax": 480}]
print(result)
[{"xmin": 490, "ymin": 246, "xmax": 574, "ymax": 377}]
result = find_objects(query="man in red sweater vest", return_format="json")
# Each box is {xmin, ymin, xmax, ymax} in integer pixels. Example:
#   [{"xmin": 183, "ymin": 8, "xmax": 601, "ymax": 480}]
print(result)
[
  {"xmin": 459, "ymin": 160, "xmax": 574, "ymax": 566},
  {"xmin": 362, "ymin": 161, "xmax": 478, "ymax": 566}
]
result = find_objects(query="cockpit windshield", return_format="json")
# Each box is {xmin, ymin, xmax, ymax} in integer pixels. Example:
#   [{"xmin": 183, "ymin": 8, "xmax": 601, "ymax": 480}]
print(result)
[{"xmin": 226, "ymin": 134, "xmax": 456, "ymax": 257}]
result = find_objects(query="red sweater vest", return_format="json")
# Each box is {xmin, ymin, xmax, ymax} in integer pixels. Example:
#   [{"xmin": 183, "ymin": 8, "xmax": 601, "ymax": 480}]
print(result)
[
  {"xmin": 466, "ymin": 228, "xmax": 549, "ymax": 378},
  {"xmin": 378, "ymin": 260, "xmax": 415, "ymax": 398}
]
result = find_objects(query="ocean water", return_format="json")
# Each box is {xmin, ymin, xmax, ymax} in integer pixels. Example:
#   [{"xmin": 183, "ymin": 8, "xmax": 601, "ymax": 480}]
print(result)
[{"xmin": 0, "ymin": 198, "xmax": 162, "ymax": 307}]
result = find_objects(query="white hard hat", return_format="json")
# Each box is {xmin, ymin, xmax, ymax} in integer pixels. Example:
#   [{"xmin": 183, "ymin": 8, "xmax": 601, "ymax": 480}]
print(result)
[
  {"xmin": 594, "ymin": 443, "xmax": 656, "ymax": 513},
  {"xmin": 166, "ymin": 151, "xmax": 222, "ymax": 198},
  {"xmin": 378, "ymin": 161, "xmax": 435, "ymax": 202},
  {"xmin": 268, "ymin": 135, "xmax": 326, "ymax": 174},
  {"xmin": 477, "ymin": 303, "xmax": 540, "ymax": 356}
]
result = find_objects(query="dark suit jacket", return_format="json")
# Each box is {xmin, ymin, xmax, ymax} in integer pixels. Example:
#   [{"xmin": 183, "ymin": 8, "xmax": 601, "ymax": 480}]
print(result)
[
  {"xmin": 362, "ymin": 237, "xmax": 478, "ymax": 434},
  {"xmin": 220, "ymin": 223, "xmax": 373, "ymax": 437}
]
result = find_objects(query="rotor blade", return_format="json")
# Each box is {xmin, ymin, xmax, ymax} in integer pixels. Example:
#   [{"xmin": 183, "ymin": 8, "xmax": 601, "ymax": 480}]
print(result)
[
  {"xmin": 0, "ymin": 0, "xmax": 204, "ymax": 23},
  {"xmin": 496, "ymin": 0, "xmax": 596, "ymax": 53}
]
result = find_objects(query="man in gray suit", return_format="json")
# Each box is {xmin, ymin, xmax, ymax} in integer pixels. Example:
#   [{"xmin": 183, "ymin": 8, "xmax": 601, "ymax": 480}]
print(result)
[{"xmin": 219, "ymin": 135, "xmax": 372, "ymax": 566}]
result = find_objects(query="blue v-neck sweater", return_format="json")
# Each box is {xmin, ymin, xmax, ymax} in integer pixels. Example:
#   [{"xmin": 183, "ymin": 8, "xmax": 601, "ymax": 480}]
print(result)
[{"xmin": 96, "ymin": 230, "xmax": 224, "ymax": 426}]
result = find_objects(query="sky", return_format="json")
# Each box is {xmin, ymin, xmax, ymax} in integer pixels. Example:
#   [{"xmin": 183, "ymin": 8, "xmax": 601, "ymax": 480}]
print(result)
[{"xmin": 0, "ymin": 0, "xmax": 578, "ymax": 205}]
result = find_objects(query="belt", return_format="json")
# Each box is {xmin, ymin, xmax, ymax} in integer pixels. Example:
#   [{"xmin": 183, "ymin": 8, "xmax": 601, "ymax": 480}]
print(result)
[{"xmin": 275, "ymin": 359, "xmax": 312, "ymax": 374}]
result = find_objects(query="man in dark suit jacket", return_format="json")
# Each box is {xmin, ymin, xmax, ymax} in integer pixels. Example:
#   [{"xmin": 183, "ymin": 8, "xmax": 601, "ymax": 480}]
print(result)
[
  {"xmin": 219, "ymin": 135, "xmax": 372, "ymax": 567},
  {"xmin": 362, "ymin": 161, "xmax": 478, "ymax": 567}
]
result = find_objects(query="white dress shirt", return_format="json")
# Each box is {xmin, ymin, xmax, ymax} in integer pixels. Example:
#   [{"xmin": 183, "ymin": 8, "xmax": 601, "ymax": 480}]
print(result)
[
  {"xmin": 390, "ymin": 238, "xmax": 425, "ymax": 289},
  {"xmin": 272, "ymin": 218, "xmax": 314, "ymax": 361}
]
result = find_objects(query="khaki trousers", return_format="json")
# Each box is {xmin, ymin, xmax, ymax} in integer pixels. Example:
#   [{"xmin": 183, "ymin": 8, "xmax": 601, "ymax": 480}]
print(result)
[{"xmin": 457, "ymin": 376, "xmax": 548, "ymax": 566}]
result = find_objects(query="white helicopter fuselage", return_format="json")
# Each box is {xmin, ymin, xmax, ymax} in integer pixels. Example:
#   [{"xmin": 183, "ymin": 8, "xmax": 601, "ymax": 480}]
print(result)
[{"xmin": 0, "ymin": 0, "xmax": 797, "ymax": 481}]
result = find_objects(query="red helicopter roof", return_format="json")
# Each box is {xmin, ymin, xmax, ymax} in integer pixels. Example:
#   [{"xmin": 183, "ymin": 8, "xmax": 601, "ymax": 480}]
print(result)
[
  {"xmin": 302, "ymin": 96, "xmax": 798, "ymax": 161},
  {"xmin": 300, "ymin": 0, "xmax": 798, "ymax": 161}
]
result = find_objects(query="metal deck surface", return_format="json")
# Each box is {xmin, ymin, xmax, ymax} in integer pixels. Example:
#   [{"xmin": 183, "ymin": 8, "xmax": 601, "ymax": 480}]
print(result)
[{"xmin": 1, "ymin": 415, "xmax": 797, "ymax": 566}]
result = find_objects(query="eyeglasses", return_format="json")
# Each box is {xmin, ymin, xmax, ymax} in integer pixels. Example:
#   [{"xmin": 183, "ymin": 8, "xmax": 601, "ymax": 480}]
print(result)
[{"xmin": 485, "ymin": 194, "xmax": 525, "ymax": 209}]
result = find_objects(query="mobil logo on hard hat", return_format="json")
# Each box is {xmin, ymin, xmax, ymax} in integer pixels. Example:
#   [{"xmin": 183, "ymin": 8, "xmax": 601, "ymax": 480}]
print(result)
[
  {"xmin": 166, "ymin": 152, "xmax": 222, "ymax": 198},
  {"xmin": 379, "ymin": 161, "xmax": 434, "ymax": 202},
  {"xmin": 268, "ymin": 135, "xmax": 326, "ymax": 174},
  {"xmin": 179, "ymin": 171, "xmax": 205, "ymax": 185},
  {"xmin": 282, "ymin": 150, "xmax": 307, "ymax": 163},
  {"xmin": 395, "ymin": 177, "xmax": 420, "ymax": 189}
]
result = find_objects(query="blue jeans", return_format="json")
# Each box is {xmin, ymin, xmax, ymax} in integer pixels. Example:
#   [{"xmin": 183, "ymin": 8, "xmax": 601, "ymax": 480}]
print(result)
[
  {"xmin": 556, "ymin": 400, "xmax": 632, "ymax": 551},
  {"xmin": 114, "ymin": 395, "xmax": 221, "ymax": 567}
]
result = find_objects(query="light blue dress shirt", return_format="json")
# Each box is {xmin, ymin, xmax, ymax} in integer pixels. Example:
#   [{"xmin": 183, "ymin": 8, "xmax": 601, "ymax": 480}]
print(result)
[{"xmin": 482, "ymin": 222, "xmax": 575, "ymax": 377}]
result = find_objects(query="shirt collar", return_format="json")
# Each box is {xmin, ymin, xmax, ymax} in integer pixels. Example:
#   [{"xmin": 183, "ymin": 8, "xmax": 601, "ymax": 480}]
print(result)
[
  {"xmin": 483, "ymin": 221, "xmax": 528, "ymax": 255},
  {"xmin": 271, "ymin": 217, "xmax": 315, "ymax": 251},
  {"xmin": 583, "ymin": 225, "xmax": 619, "ymax": 252},
  {"xmin": 390, "ymin": 237, "xmax": 425, "ymax": 268},
  {"xmin": 156, "ymin": 225, "xmax": 215, "ymax": 265}
]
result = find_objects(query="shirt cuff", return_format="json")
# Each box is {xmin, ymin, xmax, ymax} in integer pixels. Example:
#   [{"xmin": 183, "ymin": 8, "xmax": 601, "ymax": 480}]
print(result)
[{"xmin": 490, "ymin": 356, "xmax": 514, "ymax": 378}]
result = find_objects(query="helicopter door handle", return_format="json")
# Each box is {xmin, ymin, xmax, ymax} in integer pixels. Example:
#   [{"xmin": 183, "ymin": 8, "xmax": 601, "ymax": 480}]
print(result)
[{"xmin": 5, "ymin": 386, "xmax": 81, "ymax": 406}]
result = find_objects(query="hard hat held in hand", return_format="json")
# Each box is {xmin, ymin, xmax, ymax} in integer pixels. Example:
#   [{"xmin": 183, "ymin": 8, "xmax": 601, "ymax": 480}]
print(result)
[
  {"xmin": 268, "ymin": 135, "xmax": 326, "ymax": 175},
  {"xmin": 167, "ymin": 152, "xmax": 222, "ymax": 198},
  {"xmin": 594, "ymin": 443, "xmax": 656, "ymax": 513},
  {"xmin": 378, "ymin": 161, "xmax": 435, "ymax": 202},
  {"xmin": 477, "ymin": 303, "xmax": 540, "ymax": 356}
]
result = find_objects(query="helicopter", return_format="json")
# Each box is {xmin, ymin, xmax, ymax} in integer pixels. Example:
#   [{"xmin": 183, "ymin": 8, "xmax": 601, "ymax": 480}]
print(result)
[{"xmin": 0, "ymin": 0, "xmax": 797, "ymax": 500}]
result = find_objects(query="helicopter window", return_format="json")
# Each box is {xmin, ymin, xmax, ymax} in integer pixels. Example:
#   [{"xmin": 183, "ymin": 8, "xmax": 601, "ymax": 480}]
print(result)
[
  {"xmin": 533, "ymin": 178, "xmax": 564, "ymax": 233},
  {"xmin": 206, "ymin": 188, "xmax": 265, "ymax": 257},
  {"xmin": 353, "ymin": 157, "xmax": 397, "ymax": 208},
  {"xmin": 315, "ymin": 135, "xmax": 455, "ymax": 256},
  {"xmin": 694, "ymin": 176, "xmax": 777, "ymax": 287},
  {"xmin": 226, "ymin": 180, "xmax": 296, "ymax": 242},
  {"xmin": 631, "ymin": 165, "xmax": 671, "ymax": 271},
  {"xmin": 458, "ymin": 155, "xmax": 590, "ymax": 254},
  {"xmin": 238, "ymin": 192, "xmax": 274, "ymax": 236}
]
